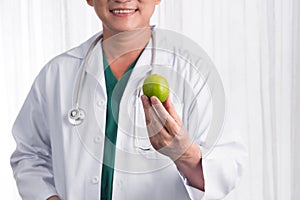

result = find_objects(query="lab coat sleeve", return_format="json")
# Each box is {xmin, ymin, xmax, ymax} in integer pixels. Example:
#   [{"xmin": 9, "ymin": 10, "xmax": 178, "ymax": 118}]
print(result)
[
  {"xmin": 179, "ymin": 76, "xmax": 247, "ymax": 200},
  {"xmin": 10, "ymin": 67, "xmax": 58, "ymax": 200},
  {"xmin": 200, "ymin": 133, "xmax": 247, "ymax": 200},
  {"xmin": 179, "ymin": 136, "xmax": 246, "ymax": 200},
  {"xmin": 196, "ymin": 76, "xmax": 247, "ymax": 200}
]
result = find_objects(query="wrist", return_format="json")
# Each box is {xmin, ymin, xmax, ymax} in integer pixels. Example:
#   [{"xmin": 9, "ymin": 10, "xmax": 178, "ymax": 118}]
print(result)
[
  {"xmin": 174, "ymin": 142, "xmax": 201, "ymax": 165},
  {"xmin": 174, "ymin": 143, "xmax": 205, "ymax": 191},
  {"xmin": 47, "ymin": 196, "xmax": 60, "ymax": 200}
]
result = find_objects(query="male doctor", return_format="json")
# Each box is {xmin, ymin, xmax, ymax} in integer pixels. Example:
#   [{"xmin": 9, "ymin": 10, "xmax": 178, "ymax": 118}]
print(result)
[{"xmin": 11, "ymin": 0, "xmax": 246, "ymax": 199}]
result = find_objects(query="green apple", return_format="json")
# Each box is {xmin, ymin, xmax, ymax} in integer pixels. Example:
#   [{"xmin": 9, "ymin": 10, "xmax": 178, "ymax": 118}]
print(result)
[{"xmin": 142, "ymin": 74, "xmax": 169, "ymax": 103}]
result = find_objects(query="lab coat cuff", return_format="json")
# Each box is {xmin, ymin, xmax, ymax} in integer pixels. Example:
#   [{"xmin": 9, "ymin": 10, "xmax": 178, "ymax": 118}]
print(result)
[
  {"xmin": 178, "ymin": 171, "xmax": 205, "ymax": 200},
  {"xmin": 37, "ymin": 188, "xmax": 59, "ymax": 200},
  {"xmin": 201, "ymin": 156, "xmax": 240, "ymax": 199}
]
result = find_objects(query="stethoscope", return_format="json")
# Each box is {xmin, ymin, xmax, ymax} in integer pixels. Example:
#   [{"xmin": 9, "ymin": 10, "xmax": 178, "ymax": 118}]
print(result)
[
  {"xmin": 68, "ymin": 30, "xmax": 157, "ymax": 151},
  {"xmin": 68, "ymin": 27, "xmax": 156, "ymax": 151},
  {"xmin": 67, "ymin": 33, "xmax": 102, "ymax": 126}
]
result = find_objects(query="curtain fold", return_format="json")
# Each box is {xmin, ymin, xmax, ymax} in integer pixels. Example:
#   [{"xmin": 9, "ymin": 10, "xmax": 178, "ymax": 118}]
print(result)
[
  {"xmin": 292, "ymin": 0, "xmax": 300, "ymax": 199},
  {"xmin": 1, "ymin": 0, "xmax": 299, "ymax": 199}
]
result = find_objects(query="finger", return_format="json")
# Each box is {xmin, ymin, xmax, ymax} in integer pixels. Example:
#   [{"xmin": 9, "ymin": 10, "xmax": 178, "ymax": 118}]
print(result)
[
  {"xmin": 141, "ymin": 95, "xmax": 151, "ymax": 125},
  {"xmin": 141, "ymin": 95, "xmax": 164, "ymax": 136},
  {"xmin": 162, "ymin": 96, "xmax": 181, "ymax": 124},
  {"xmin": 149, "ymin": 127, "xmax": 174, "ymax": 150},
  {"xmin": 150, "ymin": 96, "xmax": 180, "ymax": 134},
  {"xmin": 150, "ymin": 96, "xmax": 169, "ymax": 124},
  {"xmin": 147, "ymin": 107, "xmax": 165, "ymax": 137}
]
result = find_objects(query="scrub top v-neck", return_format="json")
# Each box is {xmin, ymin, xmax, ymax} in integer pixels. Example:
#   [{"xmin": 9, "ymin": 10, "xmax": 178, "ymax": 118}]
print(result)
[{"xmin": 100, "ymin": 53, "xmax": 139, "ymax": 200}]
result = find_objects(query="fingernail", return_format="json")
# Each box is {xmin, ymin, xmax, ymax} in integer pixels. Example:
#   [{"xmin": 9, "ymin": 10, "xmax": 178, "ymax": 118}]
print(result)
[
  {"xmin": 141, "ymin": 95, "xmax": 147, "ymax": 101},
  {"xmin": 151, "ymin": 96, "xmax": 158, "ymax": 104}
]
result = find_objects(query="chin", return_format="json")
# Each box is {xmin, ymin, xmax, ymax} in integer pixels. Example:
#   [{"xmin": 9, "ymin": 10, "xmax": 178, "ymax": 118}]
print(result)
[
  {"xmin": 115, "ymin": 25, "xmax": 142, "ymax": 32},
  {"xmin": 103, "ymin": 23, "xmax": 150, "ymax": 38}
]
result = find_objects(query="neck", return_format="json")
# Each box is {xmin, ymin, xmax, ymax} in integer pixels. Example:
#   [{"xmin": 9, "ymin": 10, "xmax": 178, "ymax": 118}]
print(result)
[{"xmin": 102, "ymin": 27, "xmax": 151, "ymax": 63}]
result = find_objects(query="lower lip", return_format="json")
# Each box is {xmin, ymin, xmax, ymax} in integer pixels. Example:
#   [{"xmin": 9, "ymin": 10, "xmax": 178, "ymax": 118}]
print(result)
[{"xmin": 111, "ymin": 10, "xmax": 137, "ymax": 17}]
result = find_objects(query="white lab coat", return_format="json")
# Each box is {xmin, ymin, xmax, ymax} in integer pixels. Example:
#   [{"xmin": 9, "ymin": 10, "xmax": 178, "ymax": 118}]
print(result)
[{"xmin": 11, "ymin": 29, "xmax": 247, "ymax": 200}]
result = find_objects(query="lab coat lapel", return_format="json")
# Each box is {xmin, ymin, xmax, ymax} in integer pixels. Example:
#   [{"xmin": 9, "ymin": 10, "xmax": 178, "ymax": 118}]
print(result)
[
  {"xmin": 85, "ymin": 40, "xmax": 106, "ymax": 89},
  {"xmin": 116, "ymin": 41, "xmax": 153, "ymax": 150}
]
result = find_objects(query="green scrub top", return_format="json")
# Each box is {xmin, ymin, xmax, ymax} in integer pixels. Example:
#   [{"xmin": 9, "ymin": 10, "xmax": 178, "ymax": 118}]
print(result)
[{"xmin": 101, "ymin": 53, "xmax": 139, "ymax": 200}]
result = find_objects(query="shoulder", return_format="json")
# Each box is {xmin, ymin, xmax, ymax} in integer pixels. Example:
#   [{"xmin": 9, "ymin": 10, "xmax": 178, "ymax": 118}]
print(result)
[
  {"xmin": 48, "ymin": 32, "xmax": 102, "ymax": 67},
  {"xmin": 152, "ymin": 28, "xmax": 215, "ymax": 82},
  {"xmin": 153, "ymin": 28, "xmax": 211, "ymax": 63},
  {"xmin": 40, "ymin": 32, "xmax": 102, "ymax": 77},
  {"xmin": 32, "ymin": 32, "xmax": 102, "ymax": 89}
]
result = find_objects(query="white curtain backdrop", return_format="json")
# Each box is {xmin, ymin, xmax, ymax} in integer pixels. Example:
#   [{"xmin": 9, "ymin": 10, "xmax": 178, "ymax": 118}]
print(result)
[{"xmin": 1, "ymin": 0, "xmax": 299, "ymax": 199}]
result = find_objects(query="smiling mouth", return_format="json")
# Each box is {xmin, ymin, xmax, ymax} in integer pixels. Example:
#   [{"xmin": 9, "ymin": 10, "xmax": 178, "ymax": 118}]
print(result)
[{"xmin": 110, "ymin": 9, "xmax": 138, "ymax": 14}]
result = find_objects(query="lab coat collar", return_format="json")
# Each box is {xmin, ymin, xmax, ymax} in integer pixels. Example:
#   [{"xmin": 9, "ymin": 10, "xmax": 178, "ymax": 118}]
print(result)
[
  {"xmin": 66, "ymin": 32, "xmax": 103, "ymax": 59},
  {"xmin": 86, "ymin": 38, "xmax": 153, "ymax": 83},
  {"xmin": 84, "ymin": 40, "xmax": 104, "ymax": 80},
  {"xmin": 65, "ymin": 29, "xmax": 171, "ymax": 82},
  {"xmin": 134, "ymin": 38, "xmax": 153, "ymax": 70}
]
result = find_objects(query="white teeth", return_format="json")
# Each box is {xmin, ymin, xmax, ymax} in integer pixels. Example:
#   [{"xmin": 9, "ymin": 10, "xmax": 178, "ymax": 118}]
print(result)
[{"xmin": 112, "ymin": 9, "xmax": 136, "ymax": 14}]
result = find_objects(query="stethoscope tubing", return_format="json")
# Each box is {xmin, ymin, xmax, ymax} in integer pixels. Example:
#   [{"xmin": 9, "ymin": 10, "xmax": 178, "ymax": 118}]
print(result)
[
  {"xmin": 69, "ymin": 30, "xmax": 156, "ymax": 126},
  {"xmin": 75, "ymin": 34, "xmax": 103, "ymax": 109}
]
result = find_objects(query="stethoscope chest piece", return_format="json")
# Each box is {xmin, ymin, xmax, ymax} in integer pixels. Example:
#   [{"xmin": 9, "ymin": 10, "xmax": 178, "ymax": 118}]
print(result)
[{"xmin": 68, "ymin": 108, "xmax": 85, "ymax": 126}]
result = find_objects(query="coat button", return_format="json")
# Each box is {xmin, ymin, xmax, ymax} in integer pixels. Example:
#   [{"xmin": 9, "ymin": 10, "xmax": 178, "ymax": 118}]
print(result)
[
  {"xmin": 91, "ymin": 176, "xmax": 99, "ymax": 184},
  {"xmin": 116, "ymin": 180, "xmax": 123, "ymax": 190},
  {"xmin": 97, "ymin": 100, "xmax": 105, "ymax": 107},
  {"xmin": 94, "ymin": 136, "xmax": 102, "ymax": 143}
]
